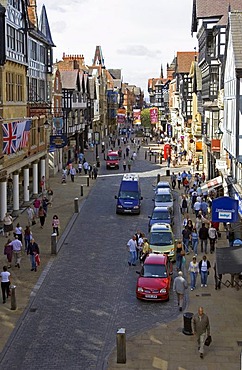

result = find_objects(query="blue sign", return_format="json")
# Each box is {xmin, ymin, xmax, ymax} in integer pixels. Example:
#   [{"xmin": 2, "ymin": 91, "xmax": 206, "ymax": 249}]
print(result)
[
  {"xmin": 234, "ymin": 191, "xmax": 242, "ymax": 217},
  {"xmin": 212, "ymin": 196, "xmax": 239, "ymax": 223},
  {"xmin": 50, "ymin": 134, "xmax": 68, "ymax": 149}
]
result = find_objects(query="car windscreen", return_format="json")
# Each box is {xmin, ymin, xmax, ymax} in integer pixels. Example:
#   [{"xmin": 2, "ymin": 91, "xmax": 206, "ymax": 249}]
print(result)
[
  {"xmin": 107, "ymin": 155, "xmax": 118, "ymax": 160},
  {"xmin": 150, "ymin": 232, "xmax": 173, "ymax": 246},
  {"xmin": 152, "ymin": 211, "xmax": 170, "ymax": 220},
  {"xmin": 119, "ymin": 191, "xmax": 139, "ymax": 199},
  {"xmin": 155, "ymin": 194, "xmax": 172, "ymax": 202},
  {"xmin": 142, "ymin": 264, "xmax": 167, "ymax": 278}
]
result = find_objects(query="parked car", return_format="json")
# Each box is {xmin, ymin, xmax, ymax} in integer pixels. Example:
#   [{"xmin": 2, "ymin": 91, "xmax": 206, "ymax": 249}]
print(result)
[
  {"xmin": 115, "ymin": 174, "xmax": 143, "ymax": 214},
  {"xmin": 136, "ymin": 253, "xmax": 173, "ymax": 301},
  {"xmin": 149, "ymin": 223, "xmax": 176, "ymax": 261},
  {"xmin": 153, "ymin": 181, "xmax": 172, "ymax": 192},
  {"xmin": 148, "ymin": 206, "xmax": 174, "ymax": 231},
  {"xmin": 152, "ymin": 188, "xmax": 174, "ymax": 209}
]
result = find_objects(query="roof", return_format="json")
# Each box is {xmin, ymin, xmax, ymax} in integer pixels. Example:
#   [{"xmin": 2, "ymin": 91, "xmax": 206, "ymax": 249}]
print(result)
[
  {"xmin": 39, "ymin": 5, "xmax": 55, "ymax": 46},
  {"xmin": 176, "ymin": 52, "xmax": 196, "ymax": 73},
  {"xmin": 150, "ymin": 223, "xmax": 172, "ymax": 232},
  {"xmin": 144, "ymin": 253, "xmax": 167, "ymax": 265},
  {"xmin": 153, "ymin": 206, "xmax": 171, "ymax": 212},
  {"xmin": 230, "ymin": 11, "xmax": 242, "ymax": 69},
  {"xmin": 108, "ymin": 69, "xmax": 122, "ymax": 79},
  {"xmin": 59, "ymin": 70, "xmax": 78, "ymax": 89}
]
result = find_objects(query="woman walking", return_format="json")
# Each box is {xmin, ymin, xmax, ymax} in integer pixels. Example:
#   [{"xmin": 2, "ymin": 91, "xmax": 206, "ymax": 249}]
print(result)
[
  {"xmin": 14, "ymin": 223, "xmax": 23, "ymax": 243},
  {"xmin": 38, "ymin": 206, "xmax": 46, "ymax": 228},
  {"xmin": 52, "ymin": 215, "xmax": 60, "ymax": 236},
  {"xmin": 188, "ymin": 256, "xmax": 199, "ymax": 290},
  {"xmin": 199, "ymin": 255, "xmax": 211, "ymax": 287},
  {"xmin": 191, "ymin": 228, "xmax": 199, "ymax": 255},
  {"xmin": 0, "ymin": 266, "xmax": 11, "ymax": 304},
  {"xmin": 24, "ymin": 226, "xmax": 32, "ymax": 251},
  {"xmin": 4, "ymin": 239, "xmax": 13, "ymax": 268},
  {"xmin": 3, "ymin": 213, "xmax": 13, "ymax": 238}
]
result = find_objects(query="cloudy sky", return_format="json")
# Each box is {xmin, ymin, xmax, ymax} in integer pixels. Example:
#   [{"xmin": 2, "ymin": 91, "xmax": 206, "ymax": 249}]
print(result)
[{"xmin": 37, "ymin": 0, "xmax": 196, "ymax": 98}]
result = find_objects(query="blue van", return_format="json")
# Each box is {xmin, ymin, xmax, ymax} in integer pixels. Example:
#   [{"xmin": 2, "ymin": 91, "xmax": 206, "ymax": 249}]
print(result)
[{"xmin": 115, "ymin": 174, "xmax": 143, "ymax": 214}]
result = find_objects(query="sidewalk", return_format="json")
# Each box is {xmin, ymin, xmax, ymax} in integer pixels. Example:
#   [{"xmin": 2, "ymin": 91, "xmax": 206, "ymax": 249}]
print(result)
[
  {"xmin": 0, "ymin": 147, "xmax": 97, "ymax": 353},
  {"xmin": 107, "ymin": 173, "xmax": 242, "ymax": 370}
]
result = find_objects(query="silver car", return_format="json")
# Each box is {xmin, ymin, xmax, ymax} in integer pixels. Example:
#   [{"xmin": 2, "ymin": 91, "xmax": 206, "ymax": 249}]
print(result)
[{"xmin": 152, "ymin": 188, "xmax": 174, "ymax": 209}]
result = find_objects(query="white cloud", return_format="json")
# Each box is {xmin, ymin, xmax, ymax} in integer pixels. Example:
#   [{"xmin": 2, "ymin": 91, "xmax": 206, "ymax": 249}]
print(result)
[{"xmin": 37, "ymin": 0, "xmax": 195, "ymax": 95}]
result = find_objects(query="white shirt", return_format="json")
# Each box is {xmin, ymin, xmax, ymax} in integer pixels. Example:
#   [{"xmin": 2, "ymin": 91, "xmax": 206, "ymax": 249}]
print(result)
[
  {"xmin": 127, "ymin": 239, "xmax": 137, "ymax": 252},
  {"xmin": 10, "ymin": 239, "xmax": 22, "ymax": 251},
  {"xmin": 201, "ymin": 260, "xmax": 208, "ymax": 272},
  {"xmin": 194, "ymin": 201, "xmax": 201, "ymax": 211},
  {"xmin": 0, "ymin": 271, "xmax": 10, "ymax": 282}
]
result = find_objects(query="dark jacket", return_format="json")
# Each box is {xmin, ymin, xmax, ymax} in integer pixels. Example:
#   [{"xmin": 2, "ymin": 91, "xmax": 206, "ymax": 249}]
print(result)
[
  {"xmin": 27, "ymin": 242, "xmax": 39, "ymax": 256},
  {"xmin": 199, "ymin": 226, "xmax": 209, "ymax": 240},
  {"xmin": 193, "ymin": 313, "xmax": 210, "ymax": 336},
  {"xmin": 198, "ymin": 259, "xmax": 211, "ymax": 273}
]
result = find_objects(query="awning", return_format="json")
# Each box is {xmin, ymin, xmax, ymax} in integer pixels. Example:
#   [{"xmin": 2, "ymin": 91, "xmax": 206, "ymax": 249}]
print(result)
[
  {"xmin": 216, "ymin": 246, "xmax": 242, "ymax": 275},
  {"xmin": 201, "ymin": 176, "xmax": 223, "ymax": 193}
]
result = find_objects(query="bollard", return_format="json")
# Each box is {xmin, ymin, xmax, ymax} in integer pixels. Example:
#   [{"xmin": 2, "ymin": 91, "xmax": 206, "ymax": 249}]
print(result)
[
  {"xmin": 182, "ymin": 312, "xmax": 193, "ymax": 335},
  {"xmin": 117, "ymin": 328, "xmax": 126, "ymax": 364},
  {"xmin": 51, "ymin": 233, "xmax": 57, "ymax": 254},
  {"xmin": 155, "ymin": 155, "xmax": 157, "ymax": 163},
  {"xmin": 149, "ymin": 154, "xmax": 151, "ymax": 161},
  {"xmin": 160, "ymin": 155, "xmax": 163, "ymax": 164},
  {"xmin": 74, "ymin": 197, "xmax": 79, "ymax": 213},
  {"xmin": 10, "ymin": 285, "xmax": 17, "ymax": 310},
  {"xmin": 86, "ymin": 177, "xmax": 90, "ymax": 187},
  {"xmin": 157, "ymin": 174, "xmax": 161, "ymax": 183},
  {"xmin": 145, "ymin": 151, "xmax": 147, "ymax": 160},
  {"xmin": 80, "ymin": 185, "xmax": 83, "ymax": 197}
]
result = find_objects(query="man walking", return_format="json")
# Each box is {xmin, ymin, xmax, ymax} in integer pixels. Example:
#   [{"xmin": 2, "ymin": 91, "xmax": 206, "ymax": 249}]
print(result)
[
  {"xmin": 27, "ymin": 238, "xmax": 40, "ymax": 272},
  {"xmin": 70, "ymin": 167, "xmax": 76, "ymax": 182},
  {"xmin": 173, "ymin": 271, "xmax": 188, "ymax": 311},
  {"xmin": 199, "ymin": 223, "xmax": 209, "ymax": 254},
  {"xmin": 193, "ymin": 306, "xmax": 210, "ymax": 359},
  {"xmin": 127, "ymin": 235, "xmax": 137, "ymax": 266},
  {"xmin": 10, "ymin": 235, "xmax": 22, "ymax": 268}
]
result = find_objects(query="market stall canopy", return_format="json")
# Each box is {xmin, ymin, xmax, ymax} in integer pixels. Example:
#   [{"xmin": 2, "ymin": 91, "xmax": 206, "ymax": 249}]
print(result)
[
  {"xmin": 216, "ymin": 246, "xmax": 242, "ymax": 275},
  {"xmin": 201, "ymin": 176, "xmax": 223, "ymax": 193}
]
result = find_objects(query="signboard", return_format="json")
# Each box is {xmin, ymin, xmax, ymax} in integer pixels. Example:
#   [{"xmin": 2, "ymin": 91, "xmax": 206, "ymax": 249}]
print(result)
[
  {"xmin": 212, "ymin": 196, "xmax": 239, "ymax": 223},
  {"xmin": 234, "ymin": 191, "xmax": 242, "ymax": 218},
  {"xmin": 50, "ymin": 134, "xmax": 68, "ymax": 149},
  {"xmin": 216, "ymin": 160, "xmax": 227, "ymax": 170},
  {"xmin": 211, "ymin": 139, "xmax": 220, "ymax": 152},
  {"xmin": 150, "ymin": 107, "xmax": 158, "ymax": 124},
  {"xmin": 163, "ymin": 144, "xmax": 171, "ymax": 160},
  {"xmin": 202, "ymin": 122, "xmax": 207, "ymax": 135}
]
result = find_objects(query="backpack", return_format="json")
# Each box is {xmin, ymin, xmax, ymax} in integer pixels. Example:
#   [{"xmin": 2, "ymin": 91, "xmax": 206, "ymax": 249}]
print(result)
[{"xmin": 182, "ymin": 199, "xmax": 187, "ymax": 208}]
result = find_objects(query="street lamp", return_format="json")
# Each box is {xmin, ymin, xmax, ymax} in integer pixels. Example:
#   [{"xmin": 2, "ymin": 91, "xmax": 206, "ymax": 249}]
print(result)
[{"xmin": 214, "ymin": 127, "xmax": 223, "ymax": 139}]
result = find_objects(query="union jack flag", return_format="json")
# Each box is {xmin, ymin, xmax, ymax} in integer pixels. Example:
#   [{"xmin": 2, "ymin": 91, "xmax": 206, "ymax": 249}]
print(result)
[{"xmin": 2, "ymin": 122, "xmax": 18, "ymax": 154}]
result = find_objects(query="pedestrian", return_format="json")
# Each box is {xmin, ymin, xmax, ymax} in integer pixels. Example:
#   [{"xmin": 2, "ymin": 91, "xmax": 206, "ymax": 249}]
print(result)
[
  {"xmin": 199, "ymin": 255, "xmax": 211, "ymax": 287},
  {"xmin": 0, "ymin": 266, "xmax": 11, "ymax": 304},
  {"xmin": 42, "ymin": 196, "xmax": 49, "ymax": 215},
  {"xmin": 226, "ymin": 223, "xmax": 235, "ymax": 247},
  {"xmin": 199, "ymin": 223, "xmax": 209, "ymax": 254},
  {"xmin": 213, "ymin": 261, "xmax": 222, "ymax": 290},
  {"xmin": 92, "ymin": 165, "xmax": 98, "ymax": 179},
  {"xmin": 33, "ymin": 198, "xmax": 41, "ymax": 217},
  {"xmin": 175, "ymin": 239, "xmax": 184, "ymax": 271},
  {"xmin": 70, "ymin": 167, "xmax": 76, "ymax": 182},
  {"xmin": 195, "ymin": 214, "xmax": 202, "ymax": 235},
  {"xmin": 200, "ymin": 198, "xmax": 208, "ymax": 216},
  {"xmin": 40, "ymin": 175, "xmax": 46, "ymax": 194},
  {"xmin": 191, "ymin": 228, "xmax": 199, "ymax": 256},
  {"xmin": 140, "ymin": 238, "xmax": 152, "ymax": 264},
  {"xmin": 194, "ymin": 198, "xmax": 201, "ymax": 217},
  {"xmin": 52, "ymin": 215, "xmax": 60, "ymax": 236},
  {"xmin": 38, "ymin": 206, "xmax": 46, "ymax": 228},
  {"xmin": 123, "ymin": 160, "xmax": 126, "ymax": 171},
  {"xmin": 188, "ymin": 256, "xmax": 199, "ymax": 290},
  {"xmin": 47, "ymin": 188, "xmax": 54, "ymax": 206},
  {"xmin": 27, "ymin": 238, "xmax": 40, "ymax": 272},
  {"xmin": 173, "ymin": 271, "xmax": 188, "ymax": 311},
  {"xmin": 193, "ymin": 306, "xmax": 211, "ymax": 359},
  {"xmin": 24, "ymin": 225, "xmax": 32, "ymax": 251},
  {"xmin": 171, "ymin": 172, "xmax": 177, "ymax": 189},
  {"xmin": 26, "ymin": 205, "xmax": 35, "ymax": 226},
  {"xmin": 127, "ymin": 235, "xmax": 137, "ymax": 266},
  {"xmin": 208, "ymin": 224, "xmax": 217, "ymax": 254},
  {"xmin": 167, "ymin": 154, "xmax": 171, "ymax": 168},
  {"xmin": 3, "ymin": 213, "xmax": 13, "ymax": 238},
  {"xmin": 14, "ymin": 222, "xmax": 23, "ymax": 243},
  {"xmin": 180, "ymin": 195, "xmax": 188, "ymax": 214},
  {"xmin": 78, "ymin": 162, "xmax": 82, "ymax": 174},
  {"xmin": 177, "ymin": 172, "xmax": 182, "ymax": 189},
  {"xmin": 9, "ymin": 235, "xmax": 22, "ymax": 268},
  {"xmin": 182, "ymin": 225, "xmax": 191, "ymax": 254},
  {"xmin": 4, "ymin": 239, "xmax": 13, "ymax": 268},
  {"xmin": 83, "ymin": 161, "xmax": 89, "ymax": 175},
  {"xmin": 127, "ymin": 159, "xmax": 132, "ymax": 172}
]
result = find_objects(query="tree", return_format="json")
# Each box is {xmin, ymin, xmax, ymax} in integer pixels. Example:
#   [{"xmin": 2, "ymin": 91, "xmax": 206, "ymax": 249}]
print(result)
[{"xmin": 141, "ymin": 108, "xmax": 151, "ymax": 128}]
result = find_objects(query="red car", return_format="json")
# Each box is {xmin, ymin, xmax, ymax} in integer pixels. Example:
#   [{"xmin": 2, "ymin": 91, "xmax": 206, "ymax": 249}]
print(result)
[{"xmin": 136, "ymin": 253, "xmax": 173, "ymax": 301}]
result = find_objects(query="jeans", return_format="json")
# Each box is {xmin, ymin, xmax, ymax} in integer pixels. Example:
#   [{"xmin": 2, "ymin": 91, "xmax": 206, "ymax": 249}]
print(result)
[
  {"xmin": 200, "ymin": 239, "xmax": 208, "ymax": 254},
  {"xmin": 129, "ymin": 251, "xmax": 137, "ymax": 265},
  {"xmin": 1, "ymin": 281, "xmax": 10, "ymax": 303},
  {"xmin": 190, "ymin": 272, "xmax": 197, "ymax": 289},
  {"xmin": 183, "ymin": 238, "xmax": 190, "ymax": 253},
  {"xmin": 30, "ymin": 254, "xmax": 36, "ymax": 270},
  {"xmin": 192, "ymin": 239, "xmax": 198, "ymax": 255},
  {"xmin": 176, "ymin": 253, "xmax": 182, "ymax": 271},
  {"xmin": 201, "ymin": 270, "xmax": 208, "ymax": 286}
]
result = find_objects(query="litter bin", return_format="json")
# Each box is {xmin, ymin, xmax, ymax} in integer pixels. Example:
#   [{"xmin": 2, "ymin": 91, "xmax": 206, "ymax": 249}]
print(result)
[
  {"xmin": 182, "ymin": 312, "xmax": 193, "ymax": 335},
  {"xmin": 166, "ymin": 169, "xmax": 170, "ymax": 177},
  {"xmin": 96, "ymin": 156, "xmax": 100, "ymax": 168}
]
